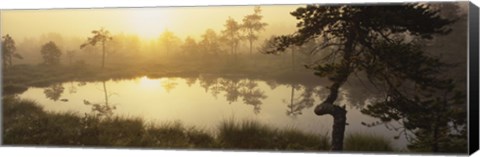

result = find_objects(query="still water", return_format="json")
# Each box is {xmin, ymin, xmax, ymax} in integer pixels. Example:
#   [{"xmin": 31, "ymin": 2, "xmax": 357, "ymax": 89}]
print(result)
[{"xmin": 18, "ymin": 75, "xmax": 407, "ymax": 149}]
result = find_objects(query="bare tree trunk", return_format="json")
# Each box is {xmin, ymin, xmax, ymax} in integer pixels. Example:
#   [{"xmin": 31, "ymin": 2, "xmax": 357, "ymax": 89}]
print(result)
[
  {"xmin": 291, "ymin": 47, "xmax": 295, "ymax": 71},
  {"xmin": 103, "ymin": 81, "xmax": 108, "ymax": 107},
  {"xmin": 314, "ymin": 31, "xmax": 355, "ymax": 151},
  {"xmin": 290, "ymin": 84, "xmax": 295, "ymax": 111},
  {"xmin": 331, "ymin": 106, "xmax": 347, "ymax": 150},
  {"xmin": 249, "ymin": 40, "xmax": 253, "ymax": 56},
  {"xmin": 231, "ymin": 44, "xmax": 234, "ymax": 56},
  {"xmin": 314, "ymin": 75, "xmax": 349, "ymax": 151},
  {"xmin": 101, "ymin": 41, "xmax": 106, "ymax": 70}
]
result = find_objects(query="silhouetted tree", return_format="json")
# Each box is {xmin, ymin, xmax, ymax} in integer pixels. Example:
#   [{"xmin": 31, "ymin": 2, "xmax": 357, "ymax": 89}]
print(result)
[
  {"xmin": 360, "ymin": 3, "xmax": 468, "ymax": 153},
  {"xmin": 297, "ymin": 39, "xmax": 321, "ymax": 65},
  {"xmin": 266, "ymin": 4, "xmax": 454, "ymax": 151},
  {"xmin": 41, "ymin": 41, "xmax": 62, "ymax": 65},
  {"xmin": 361, "ymin": 80, "xmax": 467, "ymax": 153},
  {"xmin": 2, "ymin": 34, "xmax": 22, "ymax": 68},
  {"xmin": 80, "ymin": 28, "xmax": 113, "ymax": 70},
  {"xmin": 242, "ymin": 6, "xmax": 268, "ymax": 55},
  {"xmin": 199, "ymin": 29, "xmax": 223, "ymax": 56},
  {"xmin": 222, "ymin": 17, "xmax": 243, "ymax": 56}
]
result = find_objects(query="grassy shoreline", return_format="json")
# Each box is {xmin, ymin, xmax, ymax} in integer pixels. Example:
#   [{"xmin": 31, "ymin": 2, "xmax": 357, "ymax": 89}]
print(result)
[
  {"xmin": 2, "ymin": 96, "xmax": 394, "ymax": 152},
  {"xmin": 2, "ymin": 62, "xmax": 324, "ymax": 95}
]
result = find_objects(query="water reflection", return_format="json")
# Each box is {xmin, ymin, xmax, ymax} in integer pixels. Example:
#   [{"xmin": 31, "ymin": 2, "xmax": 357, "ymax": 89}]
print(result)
[
  {"xmin": 68, "ymin": 82, "xmax": 77, "ymax": 94},
  {"xmin": 198, "ymin": 75, "xmax": 217, "ymax": 93},
  {"xmin": 265, "ymin": 80, "xmax": 279, "ymax": 90},
  {"xmin": 161, "ymin": 78, "xmax": 178, "ymax": 93},
  {"xmin": 43, "ymin": 84, "xmax": 65, "ymax": 101},
  {"xmin": 185, "ymin": 77, "xmax": 197, "ymax": 87},
  {"xmin": 83, "ymin": 81, "xmax": 116, "ymax": 117},
  {"xmin": 239, "ymin": 80, "xmax": 267, "ymax": 114},
  {"xmin": 39, "ymin": 77, "xmax": 381, "ymax": 118},
  {"xmin": 341, "ymin": 75, "xmax": 386, "ymax": 109},
  {"xmin": 20, "ymin": 76, "xmax": 409, "ymax": 149},
  {"xmin": 198, "ymin": 76, "xmax": 268, "ymax": 114},
  {"xmin": 220, "ymin": 79, "xmax": 243, "ymax": 104},
  {"xmin": 285, "ymin": 84, "xmax": 317, "ymax": 117}
]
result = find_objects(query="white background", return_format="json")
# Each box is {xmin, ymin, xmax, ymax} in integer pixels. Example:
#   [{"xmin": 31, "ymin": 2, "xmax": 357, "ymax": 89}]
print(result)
[{"xmin": 0, "ymin": 0, "xmax": 479, "ymax": 157}]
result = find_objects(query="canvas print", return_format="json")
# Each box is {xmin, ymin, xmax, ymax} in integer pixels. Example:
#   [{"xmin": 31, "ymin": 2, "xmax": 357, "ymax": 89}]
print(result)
[{"xmin": 1, "ymin": 1, "xmax": 472, "ymax": 155}]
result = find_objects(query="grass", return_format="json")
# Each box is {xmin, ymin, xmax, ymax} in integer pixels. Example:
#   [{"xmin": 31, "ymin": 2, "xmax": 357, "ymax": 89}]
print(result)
[
  {"xmin": 344, "ymin": 133, "xmax": 394, "ymax": 152},
  {"xmin": 2, "ymin": 96, "xmax": 215, "ymax": 148},
  {"xmin": 217, "ymin": 118, "xmax": 329, "ymax": 151},
  {"xmin": 3, "ymin": 96, "xmax": 395, "ymax": 152}
]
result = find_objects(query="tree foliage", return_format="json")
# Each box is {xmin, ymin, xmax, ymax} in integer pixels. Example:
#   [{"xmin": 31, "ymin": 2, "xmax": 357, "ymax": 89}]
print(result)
[
  {"xmin": 199, "ymin": 29, "xmax": 223, "ymax": 55},
  {"xmin": 2, "ymin": 34, "xmax": 22, "ymax": 68},
  {"xmin": 80, "ymin": 28, "xmax": 113, "ymax": 69},
  {"xmin": 242, "ymin": 6, "xmax": 268, "ymax": 55},
  {"xmin": 265, "ymin": 3, "xmax": 458, "ymax": 151},
  {"xmin": 159, "ymin": 29, "xmax": 181, "ymax": 55},
  {"xmin": 222, "ymin": 17, "xmax": 243, "ymax": 56},
  {"xmin": 181, "ymin": 36, "xmax": 199, "ymax": 56},
  {"xmin": 41, "ymin": 41, "xmax": 62, "ymax": 65},
  {"xmin": 359, "ymin": 3, "xmax": 468, "ymax": 153},
  {"xmin": 361, "ymin": 80, "xmax": 467, "ymax": 153}
]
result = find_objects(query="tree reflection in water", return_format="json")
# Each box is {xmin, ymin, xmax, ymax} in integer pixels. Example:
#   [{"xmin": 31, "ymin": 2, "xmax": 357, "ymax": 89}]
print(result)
[
  {"xmin": 239, "ymin": 80, "xmax": 267, "ymax": 114},
  {"xmin": 220, "ymin": 79, "xmax": 243, "ymax": 104},
  {"xmin": 161, "ymin": 78, "xmax": 178, "ymax": 93},
  {"xmin": 198, "ymin": 76, "xmax": 267, "ymax": 114},
  {"xmin": 284, "ymin": 84, "xmax": 318, "ymax": 117},
  {"xmin": 83, "ymin": 81, "xmax": 116, "ymax": 118},
  {"xmin": 198, "ymin": 75, "xmax": 225, "ymax": 99},
  {"xmin": 68, "ymin": 82, "xmax": 77, "ymax": 94},
  {"xmin": 185, "ymin": 77, "xmax": 197, "ymax": 87},
  {"xmin": 43, "ymin": 84, "xmax": 65, "ymax": 101}
]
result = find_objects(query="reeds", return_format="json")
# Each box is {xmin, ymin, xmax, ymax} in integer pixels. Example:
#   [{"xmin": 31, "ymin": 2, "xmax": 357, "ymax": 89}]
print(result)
[{"xmin": 3, "ymin": 96, "xmax": 393, "ymax": 152}]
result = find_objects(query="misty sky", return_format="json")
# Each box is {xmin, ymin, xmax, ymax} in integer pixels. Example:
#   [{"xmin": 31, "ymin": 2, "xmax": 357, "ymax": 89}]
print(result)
[{"xmin": 1, "ymin": 5, "xmax": 302, "ymax": 41}]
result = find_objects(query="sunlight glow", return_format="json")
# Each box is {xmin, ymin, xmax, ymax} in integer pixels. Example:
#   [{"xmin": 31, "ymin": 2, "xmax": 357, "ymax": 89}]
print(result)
[
  {"xmin": 138, "ymin": 76, "xmax": 162, "ymax": 90},
  {"xmin": 126, "ymin": 9, "xmax": 170, "ymax": 40}
]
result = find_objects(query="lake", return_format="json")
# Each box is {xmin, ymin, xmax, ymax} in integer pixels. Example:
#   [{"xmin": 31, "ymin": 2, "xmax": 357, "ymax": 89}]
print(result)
[{"xmin": 17, "ymin": 75, "xmax": 408, "ymax": 149}]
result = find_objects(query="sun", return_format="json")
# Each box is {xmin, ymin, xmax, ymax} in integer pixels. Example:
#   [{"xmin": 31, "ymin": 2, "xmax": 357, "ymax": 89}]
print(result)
[{"xmin": 126, "ymin": 9, "xmax": 170, "ymax": 40}]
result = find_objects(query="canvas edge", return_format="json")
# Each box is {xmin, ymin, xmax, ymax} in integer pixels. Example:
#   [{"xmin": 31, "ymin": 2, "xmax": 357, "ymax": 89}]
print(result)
[{"xmin": 468, "ymin": 1, "xmax": 480, "ymax": 155}]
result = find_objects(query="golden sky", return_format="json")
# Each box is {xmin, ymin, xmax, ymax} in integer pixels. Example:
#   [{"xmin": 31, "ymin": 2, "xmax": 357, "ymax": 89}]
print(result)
[{"xmin": 1, "ymin": 5, "xmax": 302, "ymax": 41}]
